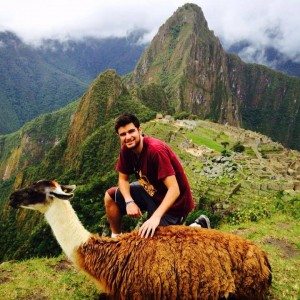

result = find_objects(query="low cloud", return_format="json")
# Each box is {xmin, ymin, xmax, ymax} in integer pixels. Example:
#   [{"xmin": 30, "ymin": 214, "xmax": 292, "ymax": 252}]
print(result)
[
  {"xmin": 1, "ymin": 0, "xmax": 300, "ymax": 63},
  {"xmin": 202, "ymin": 0, "xmax": 300, "ymax": 62}
]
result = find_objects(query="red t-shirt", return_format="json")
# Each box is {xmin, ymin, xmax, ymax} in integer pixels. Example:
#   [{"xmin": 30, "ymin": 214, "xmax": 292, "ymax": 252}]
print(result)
[{"xmin": 116, "ymin": 136, "xmax": 195, "ymax": 217}]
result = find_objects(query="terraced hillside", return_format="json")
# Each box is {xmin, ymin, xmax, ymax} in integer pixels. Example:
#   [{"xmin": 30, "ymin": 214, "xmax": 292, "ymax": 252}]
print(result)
[{"xmin": 142, "ymin": 117, "xmax": 300, "ymax": 225}]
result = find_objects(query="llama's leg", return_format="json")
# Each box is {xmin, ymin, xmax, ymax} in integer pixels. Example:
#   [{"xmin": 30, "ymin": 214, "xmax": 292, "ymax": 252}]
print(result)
[{"xmin": 104, "ymin": 192, "xmax": 122, "ymax": 235}]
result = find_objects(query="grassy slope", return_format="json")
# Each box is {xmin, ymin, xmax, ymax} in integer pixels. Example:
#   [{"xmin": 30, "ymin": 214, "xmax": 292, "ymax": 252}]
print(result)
[{"xmin": 0, "ymin": 215, "xmax": 298, "ymax": 300}]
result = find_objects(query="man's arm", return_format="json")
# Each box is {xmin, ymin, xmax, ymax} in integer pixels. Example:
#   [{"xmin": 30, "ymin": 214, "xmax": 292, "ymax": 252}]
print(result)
[
  {"xmin": 118, "ymin": 171, "xmax": 142, "ymax": 218},
  {"xmin": 138, "ymin": 175, "xmax": 180, "ymax": 238}
]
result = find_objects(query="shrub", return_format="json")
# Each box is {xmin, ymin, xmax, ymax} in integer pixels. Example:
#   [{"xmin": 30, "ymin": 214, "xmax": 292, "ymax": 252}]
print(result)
[{"xmin": 232, "ymin": 142, "xmax": 245, "ymax": 153}]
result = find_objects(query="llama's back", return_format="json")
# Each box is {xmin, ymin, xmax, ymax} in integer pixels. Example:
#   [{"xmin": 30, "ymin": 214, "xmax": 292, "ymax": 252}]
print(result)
[{"xmin": 76, "ymin": 225, "xmax": 271, "ymax": 300}]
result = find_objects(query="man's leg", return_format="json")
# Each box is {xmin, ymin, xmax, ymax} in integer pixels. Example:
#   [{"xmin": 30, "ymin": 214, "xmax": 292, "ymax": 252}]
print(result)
[
  {"xmin": 104, "ymin": 182, "xmax": 190, "ymax": 234},
  {"xmin": 104, "ymin": 191, "xmax": 122, "ymax": 235},
  {"xmin": 190, "ymin": 215, "xmax": 211, "ymax": 228}
]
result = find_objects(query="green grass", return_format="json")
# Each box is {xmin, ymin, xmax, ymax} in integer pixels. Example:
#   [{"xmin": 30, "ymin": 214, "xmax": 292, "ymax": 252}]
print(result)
[
  {"xmin": 0, "ymin": 256, "xmax": 100, "ymax": 299},
  {"xmin": 0, "ymin": 214, "xmax": 299, "ymax": 299},
  {"xmin": 186, "ymin": 132, "xmax": 225, "ymax": 152}
]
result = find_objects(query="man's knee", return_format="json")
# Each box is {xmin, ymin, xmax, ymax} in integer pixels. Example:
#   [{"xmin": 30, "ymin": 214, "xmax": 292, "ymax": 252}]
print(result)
[{"xmin": 104, "ymin": 191, "xmax": 114, "ymax": 209}]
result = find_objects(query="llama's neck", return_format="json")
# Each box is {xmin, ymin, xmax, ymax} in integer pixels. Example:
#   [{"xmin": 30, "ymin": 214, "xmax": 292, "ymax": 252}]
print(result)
[{"xmin": 45, "ymin": 198, "xmax": 91, "ymax": 261}]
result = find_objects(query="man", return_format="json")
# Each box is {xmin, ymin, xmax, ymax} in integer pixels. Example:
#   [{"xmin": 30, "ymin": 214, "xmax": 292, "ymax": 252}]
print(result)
[{"xmin": 104, "ymin": 113, "xmax": 210, "ymax": 238}]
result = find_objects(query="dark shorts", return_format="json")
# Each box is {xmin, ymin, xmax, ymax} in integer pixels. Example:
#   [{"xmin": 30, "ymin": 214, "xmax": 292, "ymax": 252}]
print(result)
[{"xmin": 106, "ymin": 182, "xmax": 186, "ymax": 226}]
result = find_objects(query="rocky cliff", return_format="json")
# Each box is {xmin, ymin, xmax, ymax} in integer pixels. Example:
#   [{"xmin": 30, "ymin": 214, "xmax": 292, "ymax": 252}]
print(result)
[{"xmin": 129, "ymin": 4, "xmax": 240, "ymax": 126}]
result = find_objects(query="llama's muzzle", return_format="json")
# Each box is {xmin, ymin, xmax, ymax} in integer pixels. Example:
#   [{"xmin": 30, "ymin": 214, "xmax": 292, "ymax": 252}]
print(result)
[{"xmin": 9, "ymin": 190, "xmax": 24, "ymax": 208}]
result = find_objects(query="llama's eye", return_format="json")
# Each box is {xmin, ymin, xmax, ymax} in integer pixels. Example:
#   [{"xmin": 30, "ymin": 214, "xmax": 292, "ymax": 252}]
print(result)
[{"xmin": 49, "ymin": 181, "xmax": 57, "ymax": 188}]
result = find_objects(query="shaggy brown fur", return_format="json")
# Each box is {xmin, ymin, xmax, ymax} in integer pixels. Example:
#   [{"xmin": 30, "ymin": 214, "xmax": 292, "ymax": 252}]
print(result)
[
  {"xmin": 9, "ymin": 180, "xmax": 271, "ymax": 300},
  {"xmin": 76, "ymin": 225, "xmax": 271, "ymax": 300}
]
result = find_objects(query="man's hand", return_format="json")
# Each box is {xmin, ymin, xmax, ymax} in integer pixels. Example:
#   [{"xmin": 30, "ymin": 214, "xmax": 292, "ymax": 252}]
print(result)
[
  {"xmin": 138, "ymin": 215, "xmax": 161, "ymax": 238},
  {"xmin": 126, "ymin": 202, "xmax": 142, "ymax": 218}
]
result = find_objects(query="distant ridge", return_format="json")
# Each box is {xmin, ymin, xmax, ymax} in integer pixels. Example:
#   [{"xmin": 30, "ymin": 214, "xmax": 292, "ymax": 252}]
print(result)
[{"xmin": 0, "ymin": 31, "xmax": 145, "ymax": 135}]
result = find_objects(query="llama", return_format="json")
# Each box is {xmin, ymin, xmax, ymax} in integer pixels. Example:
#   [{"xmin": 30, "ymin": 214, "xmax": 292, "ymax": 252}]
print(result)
[{"xmin": 9, "ymin": 180, "xmax": 272, "ymax": 300}]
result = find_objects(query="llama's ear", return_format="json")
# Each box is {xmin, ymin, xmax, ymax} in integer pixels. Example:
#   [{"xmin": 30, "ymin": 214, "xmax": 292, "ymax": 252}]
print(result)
[
  {"xmin": 50, "ymin": 191, "xmax": 74, "ymax": 200},
  {"xmin": 49, "ymin": 183, "xmax": 76, "ymax": 200},
  {"xmin": 60, "ymin": 184, "xmax": 76, "ymax": 193}
]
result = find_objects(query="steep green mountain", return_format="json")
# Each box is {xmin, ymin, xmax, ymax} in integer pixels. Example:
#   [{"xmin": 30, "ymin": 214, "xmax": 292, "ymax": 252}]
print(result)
[
  {"xmin": 127, "ymin": 4, "xmax": 242, "ymax": 124},
  {"xmin": 0, "ymin": 31, "xmax": 145, "ymax": 135},
  {"xmin": 127, "ymin": 3, "xmax": 300, "ymax": 151},
  {"xmin": 41, "ymin": 69, "xmax": 155, "ymax": 180}
]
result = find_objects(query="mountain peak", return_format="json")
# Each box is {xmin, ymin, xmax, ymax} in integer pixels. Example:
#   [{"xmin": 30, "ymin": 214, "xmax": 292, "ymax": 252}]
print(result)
[
  {"xmin": 170, "ymin": 3, "xmax": 208, "ymax": 30},
  {"xmin": 65, "ymin": 69, "xmax": 126, "ymax": 164},
  {"xmin": 129, "ymin": 3, "xmax": 239, "ymax": 126}
]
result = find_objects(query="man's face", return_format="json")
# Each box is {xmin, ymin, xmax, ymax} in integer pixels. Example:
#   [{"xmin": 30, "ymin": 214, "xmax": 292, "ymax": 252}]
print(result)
[{"xmin": 117, "ymin": 123, "xmax": 142, "ymax": 150}]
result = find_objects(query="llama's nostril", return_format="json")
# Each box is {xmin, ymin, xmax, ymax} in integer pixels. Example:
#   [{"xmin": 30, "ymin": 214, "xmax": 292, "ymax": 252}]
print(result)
[
  {"xmin": 9, "ymin": 199, "xmax": 16, "ymax": 208},
  {"xmin": 8, "ymin": 193, "xmax": 20, "ymax": 208}
]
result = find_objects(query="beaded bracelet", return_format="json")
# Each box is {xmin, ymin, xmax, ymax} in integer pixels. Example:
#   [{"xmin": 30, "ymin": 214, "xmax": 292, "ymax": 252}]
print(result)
[{"xmin": 125, "ymin": 200, "xmax": 135, "ymax": 206}]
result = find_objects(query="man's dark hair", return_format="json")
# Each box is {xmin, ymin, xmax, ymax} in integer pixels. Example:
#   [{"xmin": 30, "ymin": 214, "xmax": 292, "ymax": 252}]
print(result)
[{"xmin": 114, "ymin": 113, "xmax": 140, "ymax": 133}]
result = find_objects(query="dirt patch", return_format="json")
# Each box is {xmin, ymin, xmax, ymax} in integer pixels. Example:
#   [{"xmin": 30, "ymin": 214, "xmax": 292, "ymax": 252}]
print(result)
[
  {"xmin": 230, "ymin": 227, "xmax": 257, "ymax": 236},
  {"xmin": 276, "ymin": 222, "xmax": 292, "ymax": 229},
  {"xmin": 264, "ymin": 236, "xmax": 300, "ymax": 259},
  {"xmin": 47, "ymin": 258, "xmax": 73, "ymax": 272},
  {"xmin": 18, "ymin": 290, "xmax": 49, "ymax": 300},
  {"xmin": 0, "ymin": 269, "xmax": 12, "ymax": 284}
]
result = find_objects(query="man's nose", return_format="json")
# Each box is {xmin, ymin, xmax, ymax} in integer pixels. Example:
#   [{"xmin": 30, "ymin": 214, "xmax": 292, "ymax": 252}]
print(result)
[{"xmin": 125, "ymin": 132, "xmax": 132, "ymax": 138}]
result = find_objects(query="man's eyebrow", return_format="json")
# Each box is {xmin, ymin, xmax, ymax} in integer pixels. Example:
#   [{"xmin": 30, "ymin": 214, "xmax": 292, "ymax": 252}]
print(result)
[{"xmin": 119, "ymin": 128, "xmax": 136, "ymax": 136}]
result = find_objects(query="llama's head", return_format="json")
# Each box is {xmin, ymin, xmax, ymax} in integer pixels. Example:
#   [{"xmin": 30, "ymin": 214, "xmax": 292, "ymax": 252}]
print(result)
[{"xmin": 9, "ymin": 180, "xmax": 76, "ymax": 213}]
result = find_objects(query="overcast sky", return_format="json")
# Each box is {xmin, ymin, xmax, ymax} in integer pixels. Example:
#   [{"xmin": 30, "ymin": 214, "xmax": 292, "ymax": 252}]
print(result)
[{"xmin": 1, "ymin": 0, "xmax": 300, "ymax": 63}]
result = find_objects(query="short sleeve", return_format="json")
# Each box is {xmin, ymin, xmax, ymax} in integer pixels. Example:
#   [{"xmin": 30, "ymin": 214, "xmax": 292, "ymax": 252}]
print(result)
[
  {"xmin": 154, "ymin": 146, "xmax": 175, "ymax": 180},
  {"xmin": 116, "ymin": 147, "xmax": 134, "ymax": 174}
]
